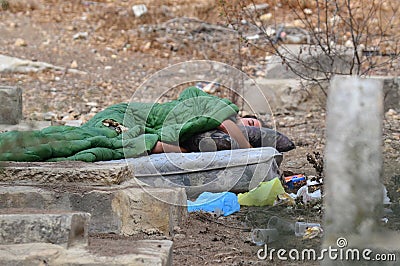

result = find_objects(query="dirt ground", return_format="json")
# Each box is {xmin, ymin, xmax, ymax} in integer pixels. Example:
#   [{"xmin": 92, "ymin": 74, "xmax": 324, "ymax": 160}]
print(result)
[{"xmin": 0, "ymin": 1, "xmax": 399, "ymax": 265}]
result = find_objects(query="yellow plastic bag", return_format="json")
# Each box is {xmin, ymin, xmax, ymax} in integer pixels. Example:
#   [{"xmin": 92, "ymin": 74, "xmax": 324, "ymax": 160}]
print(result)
[{"xmin": 238, "ymin": 178, "xmax": 285, "ymax": 206}]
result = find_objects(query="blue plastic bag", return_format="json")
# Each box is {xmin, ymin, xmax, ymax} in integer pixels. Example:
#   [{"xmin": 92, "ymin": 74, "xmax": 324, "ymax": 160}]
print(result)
[{"xmin": 187, "ymin": 191, "xmax": 240, "ymax": 216}]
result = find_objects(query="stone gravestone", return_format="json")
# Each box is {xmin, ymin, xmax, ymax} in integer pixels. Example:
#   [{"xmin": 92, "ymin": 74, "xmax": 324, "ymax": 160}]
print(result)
[
  {"xmin": 323, "ymin": 76, "xmax": 385, "ymax": 264},
  {"xmin": 0, "ymin": 86, "xmax": 22, "ymax": 124}
]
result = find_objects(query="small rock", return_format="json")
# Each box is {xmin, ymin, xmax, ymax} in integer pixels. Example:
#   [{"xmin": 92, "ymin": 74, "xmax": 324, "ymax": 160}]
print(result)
[
  {"xmin": 132, "ymin": 4, "xmax": 148, "ymax": 17},
  {"xmin": 173, "ymin": 234, "xmax": 186, "ymax": 240},
  {"xmin": 73, "ymin": 32, "xmax": 88, "ymax": 40},
  {"xmin": 142, "ymin": 41, "xmax": 151, "ymax": 51},
  {"xmin": 43, "ymin": 112, "xmax": 57, "ymax": 121},
  {"xmin": 386, "ymin": 108, "xmax": 398, "ymax": 116},
  {"xmin": 259, "ymin": 13, "xmax": 272, "ymax": 22},
  {"xmin": 104, "ymin": 66, "xmax": 112, "ymax": 70},
  {"xmin": 173, "ymin": 226, "xmax": 183, "ymax": 234},
  {"xmin": 344, "ymin": 39, "xmax": 354, "ymax": 48},
  {"xmin": 14, "ymin": 38, "xmax": 27, "ymax": 47},
  {"xmin": 244, "ymin": 3, "xmax": 269, "ymax": 12},
  {"xmin": 303, "ymin": 8, "xmax": 313, "ymax": 15},
  {"xmin": 265, "ymin": 27, "xmax": 275, "ymax": 37},
  {"xmin": 70, "ymin": 60, "xmax": 78, "ymax": 69},
  {"xmin": 86, "ymin": 102, "xmax": 98, "ymax": 107},
  {"xmin": 66, "ymin": 25, "xmax": 76, "ymax": 31},
  {"xmin": 64, "ymin": 120, "xmax": 83, "ymax": 127}
]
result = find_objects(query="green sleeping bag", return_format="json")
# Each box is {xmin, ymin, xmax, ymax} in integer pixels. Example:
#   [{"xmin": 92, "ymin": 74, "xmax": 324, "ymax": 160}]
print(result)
[{"xmin": 0, "ymin": 87, "xmax": 239, "ymax": 162}]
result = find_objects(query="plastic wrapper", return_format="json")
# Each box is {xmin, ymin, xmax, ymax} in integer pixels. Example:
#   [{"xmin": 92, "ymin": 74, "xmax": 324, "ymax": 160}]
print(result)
[
  {"xmin": 238, "ymin": 177, "xmax": 285, "ymax": 206},
  {"xmin": 187, "ymin": 191, "xmax": 240, "ymax": 216}
]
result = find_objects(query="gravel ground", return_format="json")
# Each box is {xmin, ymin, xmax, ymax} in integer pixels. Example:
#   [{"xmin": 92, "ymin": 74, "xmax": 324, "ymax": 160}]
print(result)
[{"xmin": 0, "ymin": 1, "xmax": 399, "ymax": 265}]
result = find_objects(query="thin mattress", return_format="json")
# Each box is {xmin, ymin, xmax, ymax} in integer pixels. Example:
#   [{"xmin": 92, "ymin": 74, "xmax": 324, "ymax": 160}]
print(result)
[{"xmin": 104, "ymin": 147, "xmax": 282, "ymax": 198}]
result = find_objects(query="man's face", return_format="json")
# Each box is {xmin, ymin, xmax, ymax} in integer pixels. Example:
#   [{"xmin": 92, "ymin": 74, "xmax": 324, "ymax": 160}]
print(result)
[{"xmin": 239, "ymin": 118, "xmax": 261, "ymax": 128}]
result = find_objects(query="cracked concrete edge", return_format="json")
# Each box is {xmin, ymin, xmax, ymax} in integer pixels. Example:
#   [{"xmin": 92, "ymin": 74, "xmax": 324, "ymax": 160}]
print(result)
[
  {"xmin": 0, "ymin": 161, "xmax": 135, "ymax": 185},
  {"xmin": 0, "ymin": 240, "xmax": 173, "ymax": 266}
]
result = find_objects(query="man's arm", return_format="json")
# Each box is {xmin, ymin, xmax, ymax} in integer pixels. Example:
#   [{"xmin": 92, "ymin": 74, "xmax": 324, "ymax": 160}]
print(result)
[
  {"xmin": 151, "ymin": 141, "xmax": 188, "ymax": 154},
  {"xmin": 217, "ymin": 119, "xmax": 252, "ymax": 149}
]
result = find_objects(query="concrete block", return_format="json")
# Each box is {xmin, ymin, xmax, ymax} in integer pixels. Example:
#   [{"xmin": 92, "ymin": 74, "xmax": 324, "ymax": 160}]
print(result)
[
  {"xmin": 242, "ymin": 78, "xmax": 306, "ymax": 113},
  {"xmin": 0, "ymin": 209, "xmax": 90, "ymax": 248},
  {"xmin": 0, "ymin": 184, "xmax": 187, "ymax": 236},
  {"xmin": 0, "ymin": 161, "xmax": 133, "ymax": 185},
  {"xmin": 0, "ymin": 240, "xmax": 173, "ymax": 266},
  {"xmin": 0, "ymin": 86, "xmax": 22, "ymax": 125},
  {"xmin": 324, "ymin": 77, "xmax": 384, "ymax": 252}
]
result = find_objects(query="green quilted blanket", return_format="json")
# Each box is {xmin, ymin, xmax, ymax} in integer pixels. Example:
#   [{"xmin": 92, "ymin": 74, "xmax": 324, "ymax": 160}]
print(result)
[{"xmin": 0, "ymin": 87, "xmax": 239, "ymax": 162}]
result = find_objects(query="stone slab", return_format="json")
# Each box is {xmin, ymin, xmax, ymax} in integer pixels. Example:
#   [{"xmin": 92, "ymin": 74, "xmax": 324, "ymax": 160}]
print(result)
[
  {"xmin": 0, "ymin": 120, "xmax": 51, "ymax": 131},
  {"xmin": 265, "ymin": 44, "xmax": 355, "ymax": 79},
  {"xmin": 0, "ymin": 161, "xmax": 133, "ymax": 185},
  {"xmin": 0, "ymin": 86, "xmax": 22, "ymax": 125},
  {"xmin": 0, "ymin": 240, "xmax": 172, "ymax": 266},
  {"xmin": 0, "ymin": 209, "xmax": 90, "ymax": 248},
  {"xmin": 0, "ymin": 184, "xmax": 187, "ymax": 236}
]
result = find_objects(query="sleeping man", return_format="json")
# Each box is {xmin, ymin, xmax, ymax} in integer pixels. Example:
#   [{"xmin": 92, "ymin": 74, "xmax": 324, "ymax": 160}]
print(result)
[
  {"xmin": 153, "ymin": 116, "xmax": 295, "ymax": 154},
  {"xmin": 0, "ymin": 86, "xmax": 295, "ymax": 162}
]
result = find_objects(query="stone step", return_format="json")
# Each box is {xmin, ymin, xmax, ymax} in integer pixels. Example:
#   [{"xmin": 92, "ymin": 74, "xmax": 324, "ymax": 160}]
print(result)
[
  {"xmin": 0, "ymin": 184, "xmax": 187, "ymax": 236},
  {"xmin": 0, "ymin": 240, "xmax": 172, "ymax": 266},
  {"xmin": 0, "ymin": 209, "xmax": 90, "ymax": 248},
  {"xmin": 0, "ymin": 161, "xmax": 133, "ymax": 185}
]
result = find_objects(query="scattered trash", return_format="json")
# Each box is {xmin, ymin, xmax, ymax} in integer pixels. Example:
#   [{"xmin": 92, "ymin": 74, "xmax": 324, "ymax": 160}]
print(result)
[
  {"xmin": 251, "ymin": 228, "xmax": 278, "ymax": 246},
  {"xmin": 381, "ymin": 217, "xmax": 389, "ymax": 224},
  {"xmin": 267, "ymin": 216, "xmax": 295, "ymax": 234},
  {"xmin": 187, "ymin": 191, "xmax": 240, "ymax": 216},
  {"xmin": 102, "ymin": 119, "xmax": 129, "ymax": 134},
  {"xmin": 238, "ymin": 178, "xmax": 285, "ymax": 206},
  {"xmin": 295, "ymin": 222, "xmax": 321, "ymax": 237},
  {"xmin": 250, "ymin": 216, "xmax": 294, "ymax": 246},
  {"xmin": 284, "ymin": 174, "xmax": 307, "ymax": 191},
  {"xmin": 286, "ymin": 174, "xmax": 322, "ymax": 204},
  {"xmin": 132, "ymin": 4, "xmax": 148, "ymax": 18},
  {"xmin": 302, "ymin": 226, "xmax": 323, "ymax": 239},
  {"xmin": 293, "ymin": 185, "xmax": 321, "ymax": 204},
  {"xmin": 274, "ymin": 192, "xmax": 295, "ymax": 206}
]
